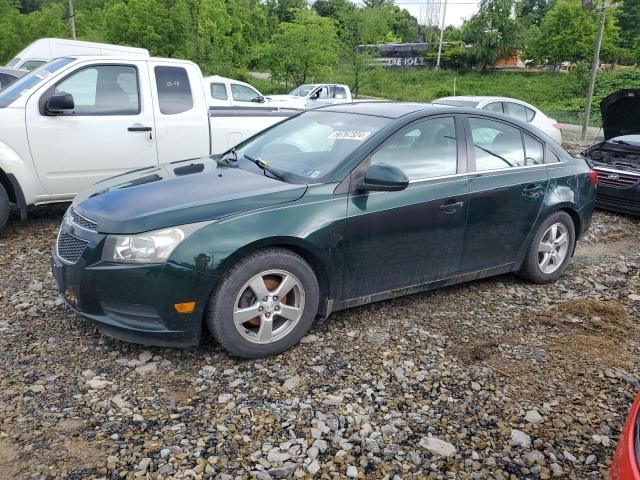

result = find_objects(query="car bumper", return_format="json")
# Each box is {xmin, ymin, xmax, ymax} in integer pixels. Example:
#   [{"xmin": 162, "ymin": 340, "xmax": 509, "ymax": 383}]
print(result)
[
  {"xmin": 610, "ymin": 391, "xmax": 640, "ymax": 480},
  {"xmin": 51, "ymin": 251, "xmax": 216, "ymax": 348}
]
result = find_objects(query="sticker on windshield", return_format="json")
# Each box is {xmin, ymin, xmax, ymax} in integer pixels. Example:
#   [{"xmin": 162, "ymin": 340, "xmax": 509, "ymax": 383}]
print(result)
[
  {"xmin": 302, "ymin": 170, "xmax": 321, "ymax": 178},
  {"xmin": 329, "ymin": 130, "xmax": 371, "ymax": 141},
  {"xmin": 34, "ymin": 70, "xmax": 52, "ymax": 79}
]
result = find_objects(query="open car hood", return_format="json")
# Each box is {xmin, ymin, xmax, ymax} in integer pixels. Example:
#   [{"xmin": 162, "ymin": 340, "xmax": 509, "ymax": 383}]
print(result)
[{"xmin": 601, "ymin": 89, "xmax": 640, "ymax": 140}]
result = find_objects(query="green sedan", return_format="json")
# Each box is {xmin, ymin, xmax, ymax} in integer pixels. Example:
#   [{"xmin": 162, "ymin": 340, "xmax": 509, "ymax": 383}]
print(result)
[{"xmin": 52, "ymin": 103, "xmax": 597, "ymax": 358}]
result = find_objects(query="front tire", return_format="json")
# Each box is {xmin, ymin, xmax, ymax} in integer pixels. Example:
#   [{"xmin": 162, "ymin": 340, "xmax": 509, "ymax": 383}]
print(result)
[
  {"xmin": 0, "ymin": 183, "xmax": 9, "ymax": 233},
  {"xmin": 518, "ymin": 211, "xmax": 575, "ymax": 284},
  {"xmin": 206, "ymin": 248, "xmax": 320, "ymax": 358}
]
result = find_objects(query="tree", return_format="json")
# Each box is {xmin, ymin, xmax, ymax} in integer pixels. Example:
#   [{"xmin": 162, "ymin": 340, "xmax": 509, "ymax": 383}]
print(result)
[
  {"xmin": 257, "ymin": 9, "xmax": 338, "ymax": 87},
  {"xmin": 527, "ymin": 0, "xmax": 620, "ymax": 65},
  {"xmin": 617, "ymin": 0, "xmax": 640, "ymax": 50},
  {"xmin": 0, "ymin": 0, "xmax": 27, "ymax": 64},
  {"xmin": 516, "ymin": 0, "xmax": 549, "ymax": 26},
  {"xmin": 336, "ymin": 5, "xmax": 389, "ymax": 96},
  {"xmin": 462, "ymin": 0, "xmax": 523, "ymax": 70}
]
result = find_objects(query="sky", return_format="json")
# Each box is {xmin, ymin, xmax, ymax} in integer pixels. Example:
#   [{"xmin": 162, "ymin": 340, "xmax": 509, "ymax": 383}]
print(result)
[{"xmin": 395, "ymin": 0, "xmax": 480, "ymax": 28}]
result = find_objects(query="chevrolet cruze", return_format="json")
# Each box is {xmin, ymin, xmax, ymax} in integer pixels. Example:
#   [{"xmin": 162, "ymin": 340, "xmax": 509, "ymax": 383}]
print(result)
[{"xmin": 52, "ymin": 103, "xmax": 597, "ymax": 357}]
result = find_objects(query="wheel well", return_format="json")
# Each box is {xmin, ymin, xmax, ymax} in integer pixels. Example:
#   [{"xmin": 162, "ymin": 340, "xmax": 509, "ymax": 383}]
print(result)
[
  {"xmin": 559, "ymin": 207, "xmax": 581, "ymax": 237},
  {"xmin": 0, "ymin": 169, "xmax": 16, "ymax": 204}
]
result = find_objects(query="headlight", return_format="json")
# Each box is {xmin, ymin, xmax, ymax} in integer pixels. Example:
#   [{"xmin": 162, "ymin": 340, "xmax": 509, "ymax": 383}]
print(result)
[{"xmin": 102, "ymin": 222, "xmax": 208, "ymax": 264}]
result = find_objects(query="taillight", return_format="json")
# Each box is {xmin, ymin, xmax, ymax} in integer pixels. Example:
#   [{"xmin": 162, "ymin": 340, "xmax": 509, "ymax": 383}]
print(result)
[
  {"xmin": 553, "ymin": 123, "xmax": 562, "ymax": 131},
  {"xmin": 589, "ymin": 169, "xmax": 598, "ymax": 186}
]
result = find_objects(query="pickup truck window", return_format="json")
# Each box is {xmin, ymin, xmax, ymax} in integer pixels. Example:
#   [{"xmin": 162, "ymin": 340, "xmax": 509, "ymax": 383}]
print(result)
[
  {"xmin": 335, "ymin": 86, "xmax": 347, "ymax": 99},
  {"xmin": 231, "ymin": 84, "xmax": 260, "ymax": 102},
  {"xmin": 155, "ymin": 66, "xmax": 193, "ymax": 115},
  {"xmin": 21, "ymin": 60, "xmax": 47, "ymax": 71},
  {"xmin": 55, "ymin": 65, "xmax": 139, "ymax": 115},
  {"xmin": 0, "ymin": 57, "xmax": 74, "ymax": 108},
  {"xmin": 211, "ymin": 82, "xmax": 228, "ymax": 100}
]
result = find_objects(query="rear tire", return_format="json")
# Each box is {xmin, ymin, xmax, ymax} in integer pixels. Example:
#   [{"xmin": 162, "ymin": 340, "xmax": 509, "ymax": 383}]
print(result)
[
  {"xmin": 206, "ymin": 248, "xmax": 320, "ymax": 358},
  {"xmin": 518, "ymin": 211, "xmax": 575, "ymax": 284},
  {"xmin": 0, "ymin": 183, "xmax": 9, "ymax": 233}
]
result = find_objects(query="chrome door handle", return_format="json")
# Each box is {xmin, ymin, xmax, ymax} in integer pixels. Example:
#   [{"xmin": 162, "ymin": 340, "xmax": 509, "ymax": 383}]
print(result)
[{"xmin": 440, "ymin": 200, "xmax": 465, "ymax": 213}]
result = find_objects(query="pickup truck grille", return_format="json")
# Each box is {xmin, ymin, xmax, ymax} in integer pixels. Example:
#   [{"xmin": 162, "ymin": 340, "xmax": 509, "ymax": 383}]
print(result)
[
  {"xmin": 69, "ymin": 207, "xmax": 97, "ymax": 231},
  {"xmin": 594, "ymin": 169, "xmax": 640, "ymax": 188},
  {"xmin": 57, "ymin": 232, "xmax": 89, "ymax": 264}
]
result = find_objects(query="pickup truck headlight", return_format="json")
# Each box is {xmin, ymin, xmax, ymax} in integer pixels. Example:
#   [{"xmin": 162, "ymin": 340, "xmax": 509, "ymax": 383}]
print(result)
[{"xmin": 102, "ymin": 223, "xmax": 207, "ymax": 264}]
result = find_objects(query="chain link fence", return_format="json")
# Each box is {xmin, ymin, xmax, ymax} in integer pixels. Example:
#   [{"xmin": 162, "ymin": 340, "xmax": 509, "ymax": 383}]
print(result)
[{"xmin": 545, "ymin": 110, "xmax": 604, "ymax": 147}]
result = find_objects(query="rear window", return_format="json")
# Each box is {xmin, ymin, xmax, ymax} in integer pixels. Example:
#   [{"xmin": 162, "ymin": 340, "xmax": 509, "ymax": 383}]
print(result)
[{"xmin": 155, "ymin": 66, "xmax": 193, "ymax": 115}]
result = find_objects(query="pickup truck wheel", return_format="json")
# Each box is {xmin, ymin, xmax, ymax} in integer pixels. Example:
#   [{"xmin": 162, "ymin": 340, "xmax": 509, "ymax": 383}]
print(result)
[
  {"xmin": 0, "ymin": 183, "xmax": 9, "ymax": 232},
  {"xmin": 518, "ymin": 211, "xmax": 575, "ymax": 284},
  {"xmin": 206, "ymin": 248, "xmax": 319, "ymax": 358}
]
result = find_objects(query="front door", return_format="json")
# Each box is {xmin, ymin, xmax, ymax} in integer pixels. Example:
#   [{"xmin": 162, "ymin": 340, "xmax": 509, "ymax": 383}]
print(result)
[
  {"xmin": 460, "ymin": 116, "xmax": 548, "ymax": 272},
  {"xmin": 26, "ymin": 61, "xmax": 157, "ymax": 198},
  {"xmin": 343, "ymin": 116, "xmax": 469, "ymax": 300}
]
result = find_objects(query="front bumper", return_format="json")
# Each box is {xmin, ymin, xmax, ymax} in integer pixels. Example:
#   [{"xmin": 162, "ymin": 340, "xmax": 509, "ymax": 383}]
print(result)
[
  {"xmin": 609, "ymin": 391, "xmax": 640, "ymax": 480},
  {"xmin": 51, "ymin": 237, "xmax": 216, "ymax": 348},
  {"xmin": 594, "ymin": 168, "xmax": 640, "ymax": 216}
]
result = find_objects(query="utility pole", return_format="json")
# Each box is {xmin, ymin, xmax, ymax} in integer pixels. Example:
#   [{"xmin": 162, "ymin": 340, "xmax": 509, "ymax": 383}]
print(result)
[
  {"xmin": 435, "ymin": 0, "xmax": 448, "ymax": 70},
  {"xmin": 68, "ymin": 0, "xmax": 76, "ymax": 40},
  {"xmin": 581, "ymin": 2, "xmax": 608, "ymax": 140}
]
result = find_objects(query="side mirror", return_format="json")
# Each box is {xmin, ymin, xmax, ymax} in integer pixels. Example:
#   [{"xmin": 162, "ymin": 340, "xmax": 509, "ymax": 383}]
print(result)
[
  {"xmin": 45, "ymin": 93, "xmax": 74, "ymax": 115},
  {"xmin": 355, "ymin": 163, "xmax": 409, "ymax": 192},
  {"xmin": 252, "ymin": 95, "xmax": 266, "ymax": 104}
]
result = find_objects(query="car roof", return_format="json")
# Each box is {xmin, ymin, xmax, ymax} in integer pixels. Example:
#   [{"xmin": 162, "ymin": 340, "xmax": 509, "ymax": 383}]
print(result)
[
  {"xmin": 318, "ymin": 101, "xmax": 437, "ymax": 118},
  {"xmin": 435, "ymin": 96, "xmax": 538, "ymax": 109},
  {"xmin": 0, "ymin": 67, "xmax": 27, "ymax": 77}
]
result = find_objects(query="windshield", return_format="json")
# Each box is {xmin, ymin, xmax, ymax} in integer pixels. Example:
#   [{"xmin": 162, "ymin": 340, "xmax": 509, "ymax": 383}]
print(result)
[
  {"xmin": 0, "ymin": 57, "xmax": 74, "ymax": 108},
  {"xmin": 289, "ymin": 85, "xmax": 316, "ymax": 97},
  {"xmin": 228, "ymin": 110, "xmax": 391, "ymax": 183}
]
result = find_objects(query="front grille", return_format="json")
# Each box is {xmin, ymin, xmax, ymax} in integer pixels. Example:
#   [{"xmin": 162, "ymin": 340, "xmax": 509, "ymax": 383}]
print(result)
[
  {"xmin": 57, "ymin": 232, "xmax": 89, "ymax": 264},
  {"xmin": 595, "ymin": 169, "xmax": 640, "ymax": 188},
  {"xmin": 69, "ymin": 207, "xmax": 97, "ymax": 231},
  {"xmin": 597, "ymin": 194, "xmax": 640, "ymax": 210}
]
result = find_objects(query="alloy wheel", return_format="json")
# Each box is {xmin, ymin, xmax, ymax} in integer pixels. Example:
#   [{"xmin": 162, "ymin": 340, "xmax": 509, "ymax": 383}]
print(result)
[
  {"xmin": 537, "ymin": 223, "xmax": 569, "ymax": 274},
  {"xmin": 233, "ymin": 269, "xmax": 305, "ymax": 344}
]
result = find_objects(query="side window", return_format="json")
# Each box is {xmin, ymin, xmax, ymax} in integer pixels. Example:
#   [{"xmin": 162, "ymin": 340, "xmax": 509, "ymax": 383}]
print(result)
[
  {"xmin": 335, "ymin": 86, "xmax": 347, "ymax": 99},
  {"xmin": 0, "ymin": 73, "xmax": 17, "ymax": 90},
  {"xmin": 21, "ymin": 60, "xmax": 46, "ymax": 71},
  {"xmin": 525, "ymin": 107, "xmax": 536, "ymax": 122},
  {"xmin": 231, "ymin": 84, "xmax": 259, "ymax": 102},
  {"xmin": 155, "ymin": 66, "xmax": 193, "ymax": 115},
  {"xmin": 370, "ymin": 117, "xmax": 457, "ymax": 181},
  {"xmin": 469, "ymin": 117, "xmax": 525, "ymax": 171},
  {"xmin": 55, "ymin": 65, "xmax": 139, "ymax": 115},
  {"xmin": 317, "ymin": 86, "xmax": 332, "ymax": 99},
  {"xmin": 524, "ymin": 133, "xmax": 544, "ymax": 165},
  {"xmin": 506, "ymin": 102, "xmax": 528, "ymax": 122},
  {"xmin": 211, "ymin": 82, "xmax": 228, "ymax": 100},
  {"xmin": 483, "ymin": 102, "xmax": 503, "ymax": 113}
]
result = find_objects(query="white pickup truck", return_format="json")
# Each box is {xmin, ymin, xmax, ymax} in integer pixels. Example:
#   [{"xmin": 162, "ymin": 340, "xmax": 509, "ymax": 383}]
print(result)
[
  {"xmin": 268, "ymin": 84, "xmax": 353, "ymax": 109},
  {"xmin": 0, "ymin": 56, "xmax": 296, "ymax": 231},
  {"xmin": 203, "ymin": 75, "xmax": 271, "ymax": 108}
]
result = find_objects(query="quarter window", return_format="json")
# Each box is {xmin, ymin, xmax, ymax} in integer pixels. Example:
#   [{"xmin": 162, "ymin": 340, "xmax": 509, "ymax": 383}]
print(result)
[
  {"xmin": 524, "ymin": 133, "xmax": 544, "ymax": 165},
  {"xmin": 211, "ymin": 82, "xmax": 228, "ymax": 100},
  {"xmin": 155, "ymin": 66, "xmax": 193, "ymax": 115},
  {"xmin": 55, "ymin": 65, "xmax": 139, "ymax": 115},
  {"xmin": 505, "ymin": 102, "xmax": 528, "ymax": 122},
  {"xmin": 469, "ymin": 117, "xmax": 525, "ymax": 171},
  {"xmin": 525, "ymin": 107, "xmax": 536, "ymax": 122},
  {"xmin": 370, "ymin": 117, "xmax": 458, "ymax": 180},
  {"xmin": 231, "ymin": 83, "xmax": 260, "ymax": 102}
]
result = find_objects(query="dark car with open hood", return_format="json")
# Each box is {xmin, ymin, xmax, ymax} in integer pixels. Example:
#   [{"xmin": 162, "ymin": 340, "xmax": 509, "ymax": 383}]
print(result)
[
  {"xmin": 52, "ymin": 102, "xmax": 597, "ymax": 358},
  {"xmin": 583, "ymin": 89, "xmax": 640, "ymax": 215}
]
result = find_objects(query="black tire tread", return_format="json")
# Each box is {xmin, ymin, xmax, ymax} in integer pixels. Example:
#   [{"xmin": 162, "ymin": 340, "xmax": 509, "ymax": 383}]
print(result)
[{"xmin": 0, "ymin": 183, "xmax": 9, "ymax": 233}]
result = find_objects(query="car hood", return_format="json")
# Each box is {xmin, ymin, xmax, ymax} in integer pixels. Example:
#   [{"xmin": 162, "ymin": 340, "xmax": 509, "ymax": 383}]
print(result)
[
  {"xmin": 73, "ymin": 159, "xmax": 307, "ymax": 234},
  {"xmin": 601, "ymin": 89, "xmax": 640, "ymax": 140}
]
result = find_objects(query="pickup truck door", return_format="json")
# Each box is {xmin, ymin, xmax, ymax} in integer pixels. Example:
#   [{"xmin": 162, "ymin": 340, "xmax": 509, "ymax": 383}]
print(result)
[
  {"xmin": 26, "ymin": 60, "xmax": 158, "ymax": 198},
  {"xmin": 149, "ymin": 62, "xmax": 210, "ymax": 164},
  {"xmin": 308, "ymin": 86, "xmax": 336, "ymax": 108}
]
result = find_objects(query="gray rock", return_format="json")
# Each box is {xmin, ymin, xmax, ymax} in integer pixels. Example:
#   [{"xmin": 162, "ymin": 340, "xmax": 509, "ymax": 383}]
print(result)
[{"xmin": 510, "ymin": 429, "xmax": 532, "ymax": 449}]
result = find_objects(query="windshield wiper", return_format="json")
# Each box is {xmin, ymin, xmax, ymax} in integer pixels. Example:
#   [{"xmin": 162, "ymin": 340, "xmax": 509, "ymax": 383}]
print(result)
[
  {"xmin": 243, "ymin": 153, "xmax": 287, "ymax": 182},
  {"xmin": 612, "ymin": 139, "xmax": 632, "ymax": 146}
]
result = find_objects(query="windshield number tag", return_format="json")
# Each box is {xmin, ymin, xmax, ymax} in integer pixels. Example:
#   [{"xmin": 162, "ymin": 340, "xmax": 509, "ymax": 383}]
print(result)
[{"xmin": 329, "ymin": 130, "xmax": 371, "ymax": 141}]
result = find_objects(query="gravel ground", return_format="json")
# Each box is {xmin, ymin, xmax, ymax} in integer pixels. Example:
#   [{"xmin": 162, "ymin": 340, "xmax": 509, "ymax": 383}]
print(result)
[{"xmin": 0, "ymin": 203, "xmax": 639, "ymax": 480}]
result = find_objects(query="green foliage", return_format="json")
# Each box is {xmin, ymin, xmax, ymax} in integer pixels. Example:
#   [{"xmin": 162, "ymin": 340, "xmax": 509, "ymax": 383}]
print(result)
[
  {"xmin": 526, "ymin": 0, "xmax": 620, "ymax": 64},
  {"xmin": 462, "ymin": 0, "xmax": 523, "ymax": 70},
  {"xmin": 617, "ymin": 0, "xmax": 640, "ymax": 50},
  {"xmin": 256, "ymin": 9, "xmax": 338, "ymax": 87}
]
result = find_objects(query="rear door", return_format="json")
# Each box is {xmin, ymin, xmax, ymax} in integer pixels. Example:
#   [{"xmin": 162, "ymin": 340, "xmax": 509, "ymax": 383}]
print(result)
[
  {"xmin": 343, "ymin": 115, "xmax": 469, "ymax": 299},
  {"xmin": 460, "ymin": 115, "xmax": 548, "ymax": 272},
  {"xmin": 150, "ymin": 62, "xmax": 210, "ymax": 163},
  {"xmin": 26, "ymin": 60, "xmax": 158, "ymax": 197}
]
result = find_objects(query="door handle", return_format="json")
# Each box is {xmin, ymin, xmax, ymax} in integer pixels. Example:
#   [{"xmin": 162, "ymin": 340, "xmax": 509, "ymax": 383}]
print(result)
[
  {"xmin": 440, "ymin": 200, "xmax": 465, "ymax": 213},
  {"xmin": 128, "ymin": 125, "xmax": 152, "ymax": 132},
  {"xmin": 522, "ymin": 184, "xmax": 544, "ymax": 197}
]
